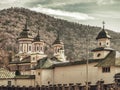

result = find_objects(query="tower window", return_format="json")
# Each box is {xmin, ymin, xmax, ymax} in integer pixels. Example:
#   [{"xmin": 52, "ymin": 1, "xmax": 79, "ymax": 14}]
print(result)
[
  {"xmin": 40, "ymin": 47, "xmax": 42, "ymax": 51},
  {"xmin": 29, "ymin": 46, "xmax": 31, "ymax": 51},
  {"xmin": 106, "ymin": 42, "xmax": 109, "ymax": 45},
  {"xmin": 38, "ymin": 72, "xmax": 40, "ymax": 75},
  {"xmin": 97, "ymin": 53, "xmax": 101, "ymax": 57},
  {"xmin": 99, "ymin": 42, "xmax": 101, "ymax": 46},
  {"xmin": 33, "ymin": 57, "xmax": 35, "ymax": 61},
  {"xmin": 102, "ymin": 67, "xmax": 110, "ymax": 73},
  {"xmin": 37, "ymin": 46, "xmax": 39, "ymax": 51}
]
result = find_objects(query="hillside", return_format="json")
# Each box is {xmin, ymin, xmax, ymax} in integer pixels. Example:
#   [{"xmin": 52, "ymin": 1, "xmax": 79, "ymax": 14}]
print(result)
[{"xmin": 0, "ymin": 7, "xmax": 120, "ymax": 64}]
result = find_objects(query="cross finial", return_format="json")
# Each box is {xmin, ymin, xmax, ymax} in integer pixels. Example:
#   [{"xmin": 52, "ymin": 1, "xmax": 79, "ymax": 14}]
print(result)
[
  {"xmin": 102, "ymin": 21, "xmax": 105, "ymax": 29},
  {"xmin": 24, "ymin": 18, "xmax": 29, "ymax": 31},
  {"xmin": 37, "ymin": 29, "xmax": 40, "ymax": 36}
]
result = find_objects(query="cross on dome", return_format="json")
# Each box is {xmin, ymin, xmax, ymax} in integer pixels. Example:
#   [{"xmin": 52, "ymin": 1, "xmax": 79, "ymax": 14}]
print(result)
[{"xmin": 102, "ymin": 21, "xmax": 105, "ymax": 29}]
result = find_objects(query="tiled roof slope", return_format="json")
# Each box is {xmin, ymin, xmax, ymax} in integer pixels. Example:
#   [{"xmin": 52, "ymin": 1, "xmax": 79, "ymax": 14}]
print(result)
[{"xmin": 0, "ymin": 68, "xmax": 15, "ymax": 79}]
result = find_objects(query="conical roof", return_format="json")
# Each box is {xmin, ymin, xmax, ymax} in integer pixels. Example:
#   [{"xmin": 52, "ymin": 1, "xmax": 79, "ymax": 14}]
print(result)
[
  {"xmin": 19, "ymin": 20, "xmax": 32, "ymax": 38},
  {"xmin": 33, "ymin": 30, "xmax": 43, "ymax": 42},
  {"xmin": 52, "ymin": 35, "xmax": 63, "ymax": 45},
  {"xmin": 96, "ymin": 21, "xmax": 111, "ymax": 40}
]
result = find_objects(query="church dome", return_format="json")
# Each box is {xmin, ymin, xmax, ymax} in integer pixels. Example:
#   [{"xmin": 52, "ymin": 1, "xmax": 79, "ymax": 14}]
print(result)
[
  {"xmin": 19, "ymin": 20, "xmax": 32, "ymax": 39},
  {"xmin": 96, "ymin": 21, "xmax": 111, "ymax": 40},
  {"xmin": 52, "ymin": 36, "xmax": 63, "ymax": 45},
  {"xmin": 19, "ymin": 30, "xmax": 32, "ymax": 38},
  {"xmin": 33, "ymin": 30, "xmax": 43, "ymax": 42},
  {"xmin": 96, "ymin": 29, "xmax": 111, "ymax": 40}
]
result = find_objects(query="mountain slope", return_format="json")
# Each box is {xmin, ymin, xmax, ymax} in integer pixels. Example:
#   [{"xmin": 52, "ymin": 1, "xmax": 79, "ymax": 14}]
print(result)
[{"xmin": 0, "ymin": 7, "xmax": 120, "ymax": 62}]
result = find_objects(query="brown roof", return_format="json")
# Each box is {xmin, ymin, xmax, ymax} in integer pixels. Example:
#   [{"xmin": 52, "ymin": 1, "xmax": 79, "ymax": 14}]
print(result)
[
  {"xmin": 92, "ymin": 47, "xmax": 114, "ymax": 52},
  {"xmin": 33, "ymin": 30, "xmax": 43, "ymax": 42}
]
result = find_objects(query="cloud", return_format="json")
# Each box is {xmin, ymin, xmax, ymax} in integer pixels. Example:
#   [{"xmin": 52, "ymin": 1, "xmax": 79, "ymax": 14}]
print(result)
[
  {"xmin": 97, "ymin": 0, "xmax": 115, "ymax": 5},
  {"xmin": 30, "ymin": 6, "xmax": 95, "ymax": 20}
]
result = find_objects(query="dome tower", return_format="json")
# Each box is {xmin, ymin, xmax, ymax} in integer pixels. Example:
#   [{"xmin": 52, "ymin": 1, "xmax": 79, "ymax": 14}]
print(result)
[
  {"xmin": 18, "ymin": 19, "xmax": 33, "ymax": 54},
  {"xmin": 92, "ymin": 21, "xmax": 112, "ymax": 59},
  {"xmin": 52, "ymin": 32, "xmax": 66, "ymax": 62}
]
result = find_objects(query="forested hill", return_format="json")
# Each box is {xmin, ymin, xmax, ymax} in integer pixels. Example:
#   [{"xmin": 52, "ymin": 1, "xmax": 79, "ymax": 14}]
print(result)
[{"xmin": 0, "ymin": 7, "xmax": 120, "ymax": 62}]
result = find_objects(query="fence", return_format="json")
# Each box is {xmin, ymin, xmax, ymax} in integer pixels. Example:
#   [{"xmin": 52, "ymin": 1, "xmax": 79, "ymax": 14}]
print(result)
[{"xmin": 0, "ymin": 84, "xmax": 120, "ymax": 90}]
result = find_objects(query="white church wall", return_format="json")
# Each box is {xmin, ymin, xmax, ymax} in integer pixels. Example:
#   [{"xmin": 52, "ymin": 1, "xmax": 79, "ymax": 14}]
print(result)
[
  {"xmin": 41, "ymin": 69, "xmax": 53, "ymax": 85},
  {"xmin": 93, "ymin": 51, "xmax": 110, "ymax": 59},
  {"xmin": 35, "ymin": 69, "xmax": 42, "ymax": 85},
  {"xmin": 97, "ymin": 66, "xmax": 115, "ymax": 84},
  {"xmin": 53, "ymin": 63, "xmax": 99, "ymax": 85},
  {"xmin": 98, "ymin": 38, "xmax": 110, "ymax": 47},
  {"xmin": 115, "ymin": 67, "xmax": 120, "ymax": 74}
]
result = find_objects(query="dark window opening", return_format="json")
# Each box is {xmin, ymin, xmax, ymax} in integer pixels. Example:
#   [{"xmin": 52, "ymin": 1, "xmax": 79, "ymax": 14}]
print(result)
[
  {"xmin": 38, "ymin": 72, "xmax": 40, "ymax": 75},
  {"xmin": 37, "ymin": 46, "xmax": 39, "ymax": 51},
  {"xmin": 29, "ymin": 46, "xmax": 31, "ymax": 51},
  {"xmin": 8, "ymin": 81, "xmax": 12, "ymax": 86},
  {"xmin": 106, "ymin": 42, "xmax": 109, "ymax": 45},
  {"xmin": 97, "ymin": 53, "xmax": 101, "ymax": 57},
  {"xmin": 102, "ymin": 67, "xmax": 110, "ymax": 73}
]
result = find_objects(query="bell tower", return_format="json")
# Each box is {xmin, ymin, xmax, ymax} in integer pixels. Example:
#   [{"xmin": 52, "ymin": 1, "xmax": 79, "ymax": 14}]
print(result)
[
  {"xmin": 52, "ymin": 31, "xmax": 66, "ymax": 62},
  {"xmin": 96, "ymin": 21, "xmax": 111, "ymax": 48},
  {"xmin": 92, "ymin": 21, "xmax": 112, "ymax": 59}
]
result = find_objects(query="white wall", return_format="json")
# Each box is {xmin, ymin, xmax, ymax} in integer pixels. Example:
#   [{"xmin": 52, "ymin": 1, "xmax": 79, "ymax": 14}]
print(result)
[
  {"xmin": 98, "ymin": 38, "xmax": 110, "ymax": 47},
  {"xmin": 35, "ymin": 69, "xmax": 53, "ymax": 86},
  {"xmin": 53, "ymin": 63, "xmax": 99, "ymax": 85},
  {"xmin": 41, "ymin": 69, "xmax": 53, "ymax": 85},
  {"xmin": 97, "ymin": 66, "xmax": 115, "ymax": 84},
  {"xmin": 93, "ymin": 51, "xmax": 110, "ymax": 59},
  {"xmin": 53, "ymin": 64, "xmax": 118, "ymax": 85}
]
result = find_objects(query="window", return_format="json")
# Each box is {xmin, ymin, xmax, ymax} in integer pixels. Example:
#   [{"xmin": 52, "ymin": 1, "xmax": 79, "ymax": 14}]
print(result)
[
  {"xmin": 102, "ymin": 67, "xmax": 110, "ymax": 73},
  {"xmin": 106, "ymin": 42, "xmax": 109, "ymax": 45},
  {"xmin": 40, "ymin": 47, "xmax": 42, "ymax": 51},
  {"xmin": 37, "ymin": 46, "xmax": 39, "ymax": 51},
  {"xmin": 29, "ymin": 46, "xmax": 31, "ymax": 51},
  {"xmin": 8, "ymin": 81, "xmax": 11, "ymax": 86},
  {"xmin": 38, "ymin": 72, "xmax": 40, "ymax": 75},
  {"xmin": 99, "ymin": 42, "xmax": 101, "ymax": 46},
  {"xmin": 33, "ymin": 57, "xmax": 35, "ymax": 61},
  {"xmin": 97, "ymin": 53, "xmax": 101, "ymax": 57}
]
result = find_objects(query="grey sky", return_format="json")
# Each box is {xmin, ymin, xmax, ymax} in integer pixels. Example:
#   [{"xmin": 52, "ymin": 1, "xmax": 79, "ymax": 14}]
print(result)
[{"xmin": 0, "ymin": 0, "xmax": 120, "ymax": 32}]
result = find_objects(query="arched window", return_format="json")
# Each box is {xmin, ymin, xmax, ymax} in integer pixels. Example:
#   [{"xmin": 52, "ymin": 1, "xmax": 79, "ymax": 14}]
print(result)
[
  {"xmin": 37, "ymin": 46, "xmax": 39, "ymax": 51},
  {"xmin": 29, "ymin": 46, "xmax": 31, "ymax": 51},
  {"xmin": 40, "ymin": 47, "xmax": 42, "ymax": 51}
]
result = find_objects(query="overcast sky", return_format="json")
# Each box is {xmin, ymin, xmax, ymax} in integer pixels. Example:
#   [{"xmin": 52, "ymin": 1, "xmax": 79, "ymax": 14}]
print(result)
[{"xmin": 0, "ymin": 0, "xmax": 120, "ymax": 32}]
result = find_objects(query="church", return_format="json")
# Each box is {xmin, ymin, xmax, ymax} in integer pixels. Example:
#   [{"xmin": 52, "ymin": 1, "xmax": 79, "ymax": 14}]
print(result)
[{"xmin": 0, "ymin": 21, "xmax": 120, "ymax": 87}]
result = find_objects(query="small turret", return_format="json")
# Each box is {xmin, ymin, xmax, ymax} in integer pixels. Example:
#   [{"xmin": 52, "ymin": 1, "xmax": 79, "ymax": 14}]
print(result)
[
  {"xmin": 96, "ymin": 21, "xmax": 111, "ymax": 48},
  {"xmin": 33, "ymin": 30, "xmax": 45, "ymax": 54},
  {"xmin": 18, "ymin": 19, "xmax": 33, "ymax": 54},
  {"xmin": 92, "ymin": 21, "xmax": 112, "ymax": 59},
  {"xmin": 52, "ymin": 31, "xmax": 66, "ymax": 62}
]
